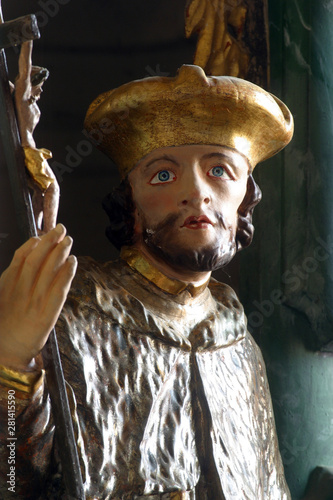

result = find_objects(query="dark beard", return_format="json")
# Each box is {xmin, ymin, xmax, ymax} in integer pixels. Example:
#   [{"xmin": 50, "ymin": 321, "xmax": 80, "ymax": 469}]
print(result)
[{"xmin": 142, "ymin": 212, "xmax": 237, "ymax": 273}]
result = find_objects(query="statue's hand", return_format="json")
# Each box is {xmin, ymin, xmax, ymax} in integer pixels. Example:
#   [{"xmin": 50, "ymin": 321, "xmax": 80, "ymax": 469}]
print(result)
[{"xmin": 0, "ymin": 224, "xmax": 77, "ymax": 370}]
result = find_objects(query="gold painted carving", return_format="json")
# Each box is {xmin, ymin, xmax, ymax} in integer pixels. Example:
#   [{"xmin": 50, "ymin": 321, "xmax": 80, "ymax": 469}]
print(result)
[
  {"xmin": 0, "ymin": 363, "xmax": 44, "ymax": 396},
  {"xmin": 185, "ymin": 0, "xmax": 249, "ymax": 77},
  {"xmin": 121, "ymin": 246, "xmax": 209, "ymax": 297},
  {"xmin": 23, "ymin": 146, "xmax": 54, "ymax": 192},
  {"xmin": 84, "ymin": 65, "xmax": 293, "ymax": 175}
]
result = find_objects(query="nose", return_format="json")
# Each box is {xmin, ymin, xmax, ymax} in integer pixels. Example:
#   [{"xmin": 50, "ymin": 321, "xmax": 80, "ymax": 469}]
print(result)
[{"xmin": 179, "ymin": 167, "xmax": 211, "ymax": 207}]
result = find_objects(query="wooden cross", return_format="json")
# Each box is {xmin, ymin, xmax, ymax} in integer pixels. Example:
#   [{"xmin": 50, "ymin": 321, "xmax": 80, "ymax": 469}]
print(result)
[{"xmin": 0, "ymin": 4, "xmax": 85, "ymax": 499}]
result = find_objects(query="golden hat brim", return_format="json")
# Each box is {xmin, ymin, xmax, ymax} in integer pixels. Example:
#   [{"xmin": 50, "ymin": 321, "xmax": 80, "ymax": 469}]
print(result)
[{"xmin": 84, "ymin": 65, "xmax": 294, "ymax": 177}]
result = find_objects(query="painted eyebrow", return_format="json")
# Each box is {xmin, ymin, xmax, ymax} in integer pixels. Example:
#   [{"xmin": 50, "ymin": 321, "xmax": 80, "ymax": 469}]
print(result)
[
  {"xmin": 143, "ymin": 154, "xmax": 180, "ymax": 171},
  {"xmin": 201, "ymin": 152, "xmax": 251, "ymax": 173},
  {"xmin": 201, "ymin": 152, "xmax": 238, "ymax": 167}
]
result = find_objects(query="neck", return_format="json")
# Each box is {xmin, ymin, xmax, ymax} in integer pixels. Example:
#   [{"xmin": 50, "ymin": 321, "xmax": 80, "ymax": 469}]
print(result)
[{"xmin": 134, "ymin": 242, "xmax": 211, "ymax": 285}]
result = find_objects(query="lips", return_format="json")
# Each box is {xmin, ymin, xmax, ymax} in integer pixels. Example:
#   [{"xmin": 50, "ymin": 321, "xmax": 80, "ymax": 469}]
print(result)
[{"xmin": 181, "ymin": 215, "xmax": 213, "ymax": 229}]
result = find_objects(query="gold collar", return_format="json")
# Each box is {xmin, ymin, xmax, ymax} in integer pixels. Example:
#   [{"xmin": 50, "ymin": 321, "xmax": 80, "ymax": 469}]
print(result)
[{"xmin": 120, "ymin": 246, "xmax": 209, "ymax": 298}]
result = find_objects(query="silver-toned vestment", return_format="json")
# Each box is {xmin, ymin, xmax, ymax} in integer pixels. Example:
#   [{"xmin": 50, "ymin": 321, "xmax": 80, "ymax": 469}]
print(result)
[{"xmin": 0, "ymin": 254, "xmax": 290, "ymax": 499}]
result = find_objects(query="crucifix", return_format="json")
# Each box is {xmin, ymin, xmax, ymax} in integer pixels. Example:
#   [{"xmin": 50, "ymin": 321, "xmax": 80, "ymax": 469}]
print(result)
[{"xmin": 0, "ymin": 4, "xmax": 84, "ymax": 499}]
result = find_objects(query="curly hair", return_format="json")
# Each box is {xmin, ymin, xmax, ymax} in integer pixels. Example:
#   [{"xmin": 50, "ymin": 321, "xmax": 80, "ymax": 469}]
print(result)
[
  {"xmin": 102, "ymin": 175, "xmax": 261, "ymax": 253},
  {"xmin": 102, "ymin": 180, "xmax": 136, "ymax": 251},
  {"xmin": 236, "ymin": 174, "xmax": 262, "ymax": 251}
]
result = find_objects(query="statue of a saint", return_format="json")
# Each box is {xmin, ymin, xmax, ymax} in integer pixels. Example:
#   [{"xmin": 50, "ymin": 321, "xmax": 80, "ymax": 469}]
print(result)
[{"xmin": 0, "ymin": 65, "xmax": 293, "ymax": 499}]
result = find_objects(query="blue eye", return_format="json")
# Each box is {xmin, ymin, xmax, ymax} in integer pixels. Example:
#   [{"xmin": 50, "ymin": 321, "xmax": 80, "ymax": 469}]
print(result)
[
  {"xmin": 207, "ymin": 165, "xmax": 233, "ymax": 179},
  {"xmin": 211, "ymin": 166, "xmax": 225, "ymax": 177},
  {"xmin": 149, "ymin": 169, "xmax": 176, "ymax": 184},
  {"xmin": 158, "ymin": 171, "xmax": 170, "ymax": 181}
]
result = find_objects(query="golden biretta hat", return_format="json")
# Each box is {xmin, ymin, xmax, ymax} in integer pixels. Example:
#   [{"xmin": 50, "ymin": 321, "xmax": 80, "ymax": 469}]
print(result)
[{"xmin": 84, "ymin": 65, "xmax": 293, "ymax": 178}]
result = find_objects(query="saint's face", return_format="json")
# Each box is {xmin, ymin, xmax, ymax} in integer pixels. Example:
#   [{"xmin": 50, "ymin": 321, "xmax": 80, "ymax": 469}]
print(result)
[{"xmin": 128, "ymin": 144, "xmax": 250, "ymax": 273}]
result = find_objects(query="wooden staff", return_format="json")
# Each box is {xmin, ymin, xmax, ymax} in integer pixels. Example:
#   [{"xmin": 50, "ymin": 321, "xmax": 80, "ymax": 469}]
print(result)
[{"xmin": 0, "ymin": 5, "xmax": 85, "ymax": 499}]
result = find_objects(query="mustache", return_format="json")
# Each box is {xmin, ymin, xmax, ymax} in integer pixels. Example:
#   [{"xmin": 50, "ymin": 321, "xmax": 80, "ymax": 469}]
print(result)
[{"xmin": 143, "ymin": 210, "xmax": 227, "ymax": 237}]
